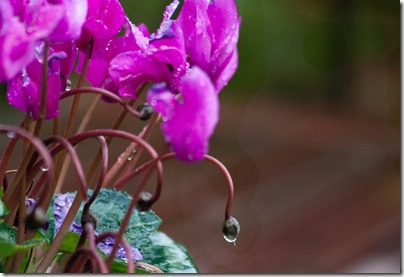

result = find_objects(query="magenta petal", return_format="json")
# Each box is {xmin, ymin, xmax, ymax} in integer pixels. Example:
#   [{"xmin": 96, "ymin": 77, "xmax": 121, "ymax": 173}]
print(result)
[
  {"xmin": 7, "ymin": 70, "xmax": 39, "ymax": 118},
  {"xmin": 76, "ymin": 0, "xmax": 124, "ymax": 54},
  {"xmin": 24, "ymin": 1, "xmax": 64, "ymax": 39},
  {"xmin": 48, "ymin": 0, "xmax": 88, "ymax": 41},
  {"xmin": 146, "ymin": 83, "xmax": 177, "ymax": 120},
  {"xmin": 177, "ymin": 0, "xmax": 211, "ymax": 71},
  {"xmin": 212, "ymin": 47, "xmax": 238, "ymax": 92},
  {"xmin": 147, "ymin": 67, "xmax": 219, "ymax": 162},
  {"xmin": 0, "ymin": 0, "xmax": 13, "ymax": 31},
  {"xmin": 0, "ymin": 18, "xmax": 35, "ymax": 81},
  {"xmin": 207, "ymin": 0, "xmax": 239, "ymax": 51},
  {"xmin": 106, "ymin": 51, "xmax": 171, "ymax": 99}
]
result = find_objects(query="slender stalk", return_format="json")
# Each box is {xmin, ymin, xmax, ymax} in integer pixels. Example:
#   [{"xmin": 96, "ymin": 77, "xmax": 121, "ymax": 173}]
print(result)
[
  {"xmin": 54, "ymin": 94, "xmax": 101, "ymax": 193},
  {"xmin": 105, "ymin": 166, "xmax": 156, "ymax": 268},
  {"xmin": 64, "ymin": 40, "xmax": 93, "ymax": 138},
  {"xmin": 84, "ymin": 99, "xmax": 135, "ymax": 187},
  {"xmin": 116, "ymin": 113, "xmax": 160, "ymax": 182}
]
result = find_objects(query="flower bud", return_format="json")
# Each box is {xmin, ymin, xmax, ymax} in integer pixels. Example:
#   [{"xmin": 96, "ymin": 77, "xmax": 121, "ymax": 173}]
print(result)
[
  {"xmin": 136, "ymin": 103, "xmax": 154, "ymax": 121},
  {"xmin": 222, "ymin": 216, "xmax": 240, "ymax": 243},
  {"xmin": 136, "ymin": 191, "xmax": 153, "ymax": 212},
  {"xmin": 81, "ymin": 210, "xmax": 98, "ymax": 230},
  {"xmin": 25, "ymin": 207, "xmax": 48, "ymax": 231}
]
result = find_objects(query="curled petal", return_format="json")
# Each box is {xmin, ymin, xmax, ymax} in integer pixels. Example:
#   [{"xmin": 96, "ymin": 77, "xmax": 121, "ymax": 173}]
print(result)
[{"xmin": 147, "ymin": 67, "xmax": 219, "ymax": 162}]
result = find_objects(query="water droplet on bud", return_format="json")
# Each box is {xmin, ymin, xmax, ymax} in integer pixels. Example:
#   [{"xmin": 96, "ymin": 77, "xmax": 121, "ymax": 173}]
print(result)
[{"xmin": 222, "ymin": 216, "xmax": 240, "ymax": 243}]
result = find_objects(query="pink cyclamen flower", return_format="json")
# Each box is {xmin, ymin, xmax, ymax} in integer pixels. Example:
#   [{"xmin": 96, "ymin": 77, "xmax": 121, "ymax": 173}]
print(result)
[
  {"xmin": 177, "ymin": 0, "xmax": 241, "ymax": 92},
  {"xmin": 147, "ymin": 67, "xmax": 219, "ymax": 162}
]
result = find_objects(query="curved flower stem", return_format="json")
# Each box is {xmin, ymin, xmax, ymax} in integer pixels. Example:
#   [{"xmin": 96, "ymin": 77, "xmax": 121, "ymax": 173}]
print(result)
[
  {"xmin": 84, "ymin": 83, "xmax": 146, "ymax": 187},
  {"xmin": 0, "ymin": 137, "xmax": 18, "ymax": 192},
  {"xmin": 61, "ymin": 87, "xmax": 142, "ymax": 118},
  {"xmin": 35, "ymin": 130, "xmax": 159, "ymax": 272},
  {"xmin": 116, "ymin": 152, "xmax": 234, "ymax": 219},
  {"xmin": 0, "ymin": 126, "xmax": 54, "ymax": 225},
  {"xmin": 54, "ymin": 95, "xmax": 101, "ymax": 194},
  {"xmin": 82, "ymin": 136, "xmax": 108, "ymax": 217},
  {"xmin": 114, "ymin": 112, "xmax": 160, "ymax": 185},
  {"xmin": 95, "ymin": 232, "xmax": 134, "ymax": 273},
  {"xmin": 84, "ymin": 98, "xmax": 136, "ymax": 188},
  {"xmin": 64, "ymin": 248, "xmax": 108, "ymax": 273},
  {"xmin": 41, "ymin": 136, "xmax": 88, "ymax": 201}
]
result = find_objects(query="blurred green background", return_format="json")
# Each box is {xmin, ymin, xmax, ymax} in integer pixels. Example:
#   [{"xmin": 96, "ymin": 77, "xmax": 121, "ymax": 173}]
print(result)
[{"xmin": 0, "ymin": 0, "xmax": 400, "ymax": 274}]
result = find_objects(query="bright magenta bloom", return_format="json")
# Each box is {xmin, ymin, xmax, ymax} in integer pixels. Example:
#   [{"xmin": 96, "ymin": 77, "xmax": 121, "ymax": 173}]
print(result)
[{"xmin": 147, "ymin": 67, "xmax": 219, "ymax": 162}]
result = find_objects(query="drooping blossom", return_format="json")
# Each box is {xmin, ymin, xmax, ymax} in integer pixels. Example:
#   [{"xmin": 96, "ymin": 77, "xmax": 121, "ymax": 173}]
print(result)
[
  {"xmin": 177, "ymin": 0, "xmax": 241, "ymax": 92},
  {"xmin": 53, "ymin": 193, "xmax": 143, "ymax": 261},
  {"xmin": 147, "ymin": 67, "xmax": 219, "ymax": 162},
  {"xmin": 103, "ymin": 1, "xmax": 219, "ymax": 162}
]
